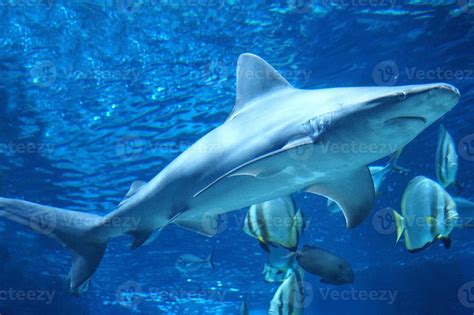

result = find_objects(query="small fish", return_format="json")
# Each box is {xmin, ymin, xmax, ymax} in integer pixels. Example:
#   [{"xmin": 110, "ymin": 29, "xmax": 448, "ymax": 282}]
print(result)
[
  {"xmin": 268, "ymin": 268, "xmax": 305, "ymax": 315},
  {"xmin": 175, "ymin": 253, "xmax": 214, "ymax": 273},
  {"xmin": 243, "ymin": 196, "xmax": 304, "ymax": 250},
  {"xmin": 263, "ymin": 246, "xmax": 297, "ymax": 283},
  {"xmin": 290, "ymin": 245, "xmax": 354, "ymax": 285},
  {"xmin": 393, "ymin": 176, "xmax": 468, "ymax": 252},
  {"xmin": 328, "ymin": 148, "xmax": 407, "ymax": 213},
  {"xmin": 436, "ymin": 125, "xmax": 459, "ymax": 188}
]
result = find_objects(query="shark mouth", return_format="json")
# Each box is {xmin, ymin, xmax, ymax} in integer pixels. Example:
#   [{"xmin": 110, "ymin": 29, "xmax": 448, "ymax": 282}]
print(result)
[{"xmin": 384, "ymin": 116, "xmax": 427, "ymax": 125}]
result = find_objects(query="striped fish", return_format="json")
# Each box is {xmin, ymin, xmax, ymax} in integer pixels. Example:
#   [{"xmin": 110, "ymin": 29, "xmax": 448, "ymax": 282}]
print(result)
[
  {"xmin": 263, "ymin": 246, "xmax": 297, "ymax": 283},
  {"xmin": 393, "ymin": 176, "xmax": 460, "ymax": 252},
  {"xmin": 243, "ymin": 196, "xmax": 304, "ymax": 250},
  {"xmin": 268, "ymin": 268, "xmax": 305, "ymax": 315},
  {"xmin": 436, "ymin": 125, "xmax": 459, "ymax": 188}
]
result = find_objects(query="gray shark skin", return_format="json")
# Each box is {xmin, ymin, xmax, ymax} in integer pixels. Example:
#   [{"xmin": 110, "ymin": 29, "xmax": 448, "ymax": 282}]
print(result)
[{"xmin": 0, "ymin": 53, "xmax": 461, "ymax": 293}]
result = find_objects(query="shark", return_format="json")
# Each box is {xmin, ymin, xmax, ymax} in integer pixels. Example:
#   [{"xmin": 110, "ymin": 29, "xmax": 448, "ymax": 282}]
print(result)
[{"xmin": 0, "ymin": 53, "xmax": 460, "ymax": 294}]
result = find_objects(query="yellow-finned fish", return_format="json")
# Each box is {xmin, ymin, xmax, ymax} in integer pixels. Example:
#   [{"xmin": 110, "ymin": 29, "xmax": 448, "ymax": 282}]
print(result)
[
  {"xmin": 436, "ymin": 125, "xmax": 459, "ymax": 188},
  {"xmin": 393, "ymin": 176, "xmax": 464, "ymax": 252},
  {"xmin": 243, "ymin": 196, "xmax": 304, "ymax": 251},
  {"xmin": 268, "ymin": 268, "xmax": 305, "ymax": 315}
]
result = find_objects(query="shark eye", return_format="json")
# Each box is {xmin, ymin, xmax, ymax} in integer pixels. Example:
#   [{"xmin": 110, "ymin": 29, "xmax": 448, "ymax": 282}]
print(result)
[{"xmin": 397, "ymin": 92, "xmax": 407, "ymax": 101}]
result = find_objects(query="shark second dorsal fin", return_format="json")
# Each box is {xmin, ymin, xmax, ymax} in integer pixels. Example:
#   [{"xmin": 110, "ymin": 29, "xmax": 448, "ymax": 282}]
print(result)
[
  {"xmin": 124, "ymin": 180, "xmax": 147, "ymax": 199},
  {"xmin": 229, "ymin": 53, "xmax": 293, "ymax": 120}
]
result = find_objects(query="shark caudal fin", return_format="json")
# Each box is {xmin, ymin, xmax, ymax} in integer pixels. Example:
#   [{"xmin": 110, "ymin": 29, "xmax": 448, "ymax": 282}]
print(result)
[
  {"xmin": 0, "ymin": 197, "xmax": 108, "ymax": 294},
  {"xmin": 392, "ymin": 210, "xmax": 405, "ymax": 243}
]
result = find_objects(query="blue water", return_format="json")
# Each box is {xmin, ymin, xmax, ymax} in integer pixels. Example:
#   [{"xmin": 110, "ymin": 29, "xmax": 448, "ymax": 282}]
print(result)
[{"xmin": 1, "ymin": 0, "xmax": 474, "ymax": 314}]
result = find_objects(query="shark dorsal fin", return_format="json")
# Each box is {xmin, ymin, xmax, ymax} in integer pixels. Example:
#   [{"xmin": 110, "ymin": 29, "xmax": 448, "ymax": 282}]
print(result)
[{"xmin": 229, "ymin": 53, "xmax": 293, "ymax": 120}]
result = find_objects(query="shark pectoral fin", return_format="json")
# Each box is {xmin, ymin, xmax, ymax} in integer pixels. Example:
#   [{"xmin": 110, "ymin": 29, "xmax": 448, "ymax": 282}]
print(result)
[
  {"xmin": 174, "ymin": 215, "xmax": 220, "ymax": 237},
  {"xmin": 228, "ymin": 53, "xmax": 293, "ymax": 121},
  {"xmin": 304, "ymin": 167, "xmax": 375, "ymax": 228}
]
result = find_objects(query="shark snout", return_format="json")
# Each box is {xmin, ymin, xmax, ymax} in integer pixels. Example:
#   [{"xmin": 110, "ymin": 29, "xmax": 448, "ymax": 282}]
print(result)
[{"xmin": 434, "ymin": 83, "xmax": 460, "ymax": 98}]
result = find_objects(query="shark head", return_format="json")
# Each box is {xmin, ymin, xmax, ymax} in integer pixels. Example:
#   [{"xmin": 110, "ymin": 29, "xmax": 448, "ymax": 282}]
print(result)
[
  {"xmin": 356, "ymin": 83, "xmax": 460, "ymax": 142},
  {"xmin": 300, "ymin": 83, "xmax": 461, "ymax": 167}
]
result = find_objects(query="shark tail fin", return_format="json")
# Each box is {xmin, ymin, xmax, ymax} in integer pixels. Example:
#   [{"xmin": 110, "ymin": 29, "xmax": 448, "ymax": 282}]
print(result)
[
  {"xmin": 0, "ymin": 197, "xmax": 109, "ymax": 295},
  {"xmin": 392, "ymin": 209, "xmax": 405, "ymax": 243}
]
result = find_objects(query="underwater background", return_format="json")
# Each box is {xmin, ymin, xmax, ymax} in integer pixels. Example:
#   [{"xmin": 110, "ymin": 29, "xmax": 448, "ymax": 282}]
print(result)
[{"xmin": 0, "ymin": 0, "xmax": 474, "ymax": 314}]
